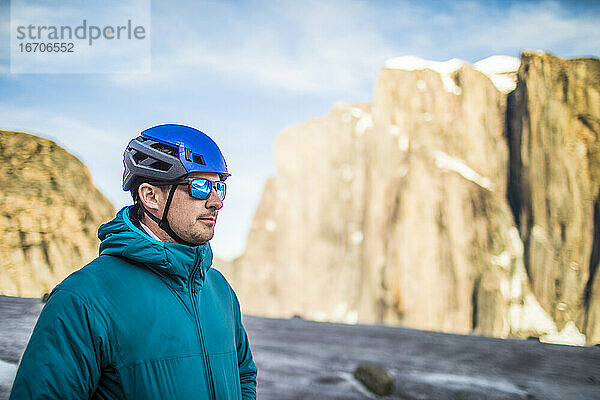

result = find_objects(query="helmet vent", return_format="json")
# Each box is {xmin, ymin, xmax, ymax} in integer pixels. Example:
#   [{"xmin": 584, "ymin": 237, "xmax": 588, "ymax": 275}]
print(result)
[
  {"xmin": 132, "ymin": 150, "xmax": 172, "ymax": 172},
  {"xmin": 132, "ymin": 151, "xmax": 148, "ymax": 164},
  {"xmin": 150, "ymin": 142, "xmax": 178, "ymax": 157},
  {"xmin": 147, "ymin": 160, "xmax": 172, "ymax": 171},
  {"xmin": 192, "ymin": 153, "xmax": 205, "ymax": 165}
]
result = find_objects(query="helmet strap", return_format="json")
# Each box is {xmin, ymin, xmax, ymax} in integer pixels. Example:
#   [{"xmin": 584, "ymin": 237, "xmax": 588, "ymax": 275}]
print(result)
[{"xmin": 139, "ymin": 184, "xmax": 197, "ymax": 247}]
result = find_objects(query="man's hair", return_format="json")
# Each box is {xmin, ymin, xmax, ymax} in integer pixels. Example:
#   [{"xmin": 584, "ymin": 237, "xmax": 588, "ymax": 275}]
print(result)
[{"xmin": 130, "ymin": 143, "xmax": 179, "ymax": 223}]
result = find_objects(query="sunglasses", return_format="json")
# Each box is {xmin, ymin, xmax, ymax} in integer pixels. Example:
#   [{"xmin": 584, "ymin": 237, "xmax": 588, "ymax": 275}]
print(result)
[
  {"xmin": 183, "ymin": 178, "xmax": 226, "ymax": 201},
  {"xmin": 150, "ymin": 178, "xmax": 226, "ymax": 201}
]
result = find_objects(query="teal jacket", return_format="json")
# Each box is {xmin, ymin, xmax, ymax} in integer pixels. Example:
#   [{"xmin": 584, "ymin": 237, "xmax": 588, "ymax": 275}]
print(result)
[{"xmin": 10, "ymin": 207, "xmax": 257, "ymax": 399}]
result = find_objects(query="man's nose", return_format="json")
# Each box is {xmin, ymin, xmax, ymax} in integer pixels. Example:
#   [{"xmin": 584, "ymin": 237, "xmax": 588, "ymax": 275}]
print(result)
[{"xmin": 205, "ymin": 187, "xmax": 223, "ymax": 210}]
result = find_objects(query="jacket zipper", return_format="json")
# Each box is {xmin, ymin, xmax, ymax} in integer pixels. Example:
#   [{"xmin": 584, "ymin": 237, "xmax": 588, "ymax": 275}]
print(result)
[{"xmin": 188, "ymin": 251, "xmax": 216, "ymax": 399}]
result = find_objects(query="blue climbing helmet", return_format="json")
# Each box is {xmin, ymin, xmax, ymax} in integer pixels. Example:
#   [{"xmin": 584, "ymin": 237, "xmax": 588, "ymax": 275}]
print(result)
[
  {"xmin": 122, "ymin": 124, "xmax": 230, "ymax": 246},
  {"xmin": 122, "ymin": 123, "xmax": 230, "ymax": 191}
]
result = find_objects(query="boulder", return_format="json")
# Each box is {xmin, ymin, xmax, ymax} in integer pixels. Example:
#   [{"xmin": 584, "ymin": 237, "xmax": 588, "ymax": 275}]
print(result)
[{"xmin": 353, "ymin": 364, "xmax": 394, "ymax": 396}]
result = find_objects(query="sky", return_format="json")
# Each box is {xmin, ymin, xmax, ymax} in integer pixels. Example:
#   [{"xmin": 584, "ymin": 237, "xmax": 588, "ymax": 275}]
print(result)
[{"xmin": 0, "ymin": 0, "xmax": 599, "ymax": 260}]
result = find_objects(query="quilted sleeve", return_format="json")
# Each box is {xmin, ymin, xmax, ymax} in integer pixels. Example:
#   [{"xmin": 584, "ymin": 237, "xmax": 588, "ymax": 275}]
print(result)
[{"xmin": 9, "ymin": 289, "xmax": 107, "ymax": 400}]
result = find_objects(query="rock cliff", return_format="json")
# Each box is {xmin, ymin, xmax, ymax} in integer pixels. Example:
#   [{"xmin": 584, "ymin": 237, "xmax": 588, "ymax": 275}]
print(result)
[
  {"xmin": 0, "ymin": 131, "xmax": 114, "ymax": 298},
  {"xmin": 230, "ymin": 52, "xmax": 599, "ymax": 345},
  {"xmin": 507, "ymin": 52, "xmax": 600, "ymax": 343}
]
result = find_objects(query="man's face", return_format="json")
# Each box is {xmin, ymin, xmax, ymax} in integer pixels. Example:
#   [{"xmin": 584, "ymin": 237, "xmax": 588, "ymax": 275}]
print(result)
[{"xmin": 161, "ymin": 172, "xmax": 224, "ymax": 245}]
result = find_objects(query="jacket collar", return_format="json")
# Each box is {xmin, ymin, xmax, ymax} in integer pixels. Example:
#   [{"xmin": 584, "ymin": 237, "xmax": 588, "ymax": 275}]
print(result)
[{"xmin": 98, "ymin": 207, "xmax": 212, "ymax": 288}]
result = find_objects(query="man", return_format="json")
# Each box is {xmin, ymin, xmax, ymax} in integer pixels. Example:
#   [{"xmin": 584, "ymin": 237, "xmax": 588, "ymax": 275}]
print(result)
[{"xmin": 10, "ymin": 124, "xmax": 257, "ymax": 399}]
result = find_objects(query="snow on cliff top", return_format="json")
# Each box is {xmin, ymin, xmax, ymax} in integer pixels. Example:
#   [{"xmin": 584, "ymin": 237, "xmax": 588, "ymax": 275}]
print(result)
[
  {"xmin": 473, "ymin": 55, "xmax": 521, "ymax": 93},
  {"xmin": 384, "ymin": 56, "xmax": 466, "ymax": 94},
  {"xmin": 384, "ymin": 55, "xmax": 520, "ymax": 94}
]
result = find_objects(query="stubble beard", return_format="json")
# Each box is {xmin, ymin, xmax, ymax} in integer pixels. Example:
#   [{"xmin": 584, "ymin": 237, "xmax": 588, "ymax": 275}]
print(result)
[{"xmin": 182, "ymin": 219, "xmax": 216, "ymax": 246}]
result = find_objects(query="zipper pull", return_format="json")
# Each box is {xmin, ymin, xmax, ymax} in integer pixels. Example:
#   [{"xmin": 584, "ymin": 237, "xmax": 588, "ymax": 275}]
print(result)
[{"xmin": 200, "ymin": 269, "xmax": 204, "ymax": 279}]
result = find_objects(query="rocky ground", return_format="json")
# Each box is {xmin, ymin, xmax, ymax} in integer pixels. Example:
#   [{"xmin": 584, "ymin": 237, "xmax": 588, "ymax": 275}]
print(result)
[{"xmin": 1, "ymin": 295, "xmax": 599, "ymax": 399}]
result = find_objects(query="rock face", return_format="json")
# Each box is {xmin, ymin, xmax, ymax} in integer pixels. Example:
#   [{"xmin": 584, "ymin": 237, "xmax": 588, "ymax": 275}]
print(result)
[
  {"xmin": 507, "ymin": 52, "xmax": 600, "ymax": 343},
  {"xmin": 0, "ymin": 131, "xmax": 114, "ymax": 298},
  {"xmin": 230, "ymin": 51, "xmax": 599, "ymax": 345}
]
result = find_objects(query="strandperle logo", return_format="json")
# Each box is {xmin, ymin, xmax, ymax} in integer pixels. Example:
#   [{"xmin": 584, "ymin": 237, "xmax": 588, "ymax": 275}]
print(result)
[
  {"xmin": 10, "ymin": 0, "xmax": 151, "ymax": 73},
  {"xmin": 15, "ymin": 20, "xmax": 146, "ymax": 46}
]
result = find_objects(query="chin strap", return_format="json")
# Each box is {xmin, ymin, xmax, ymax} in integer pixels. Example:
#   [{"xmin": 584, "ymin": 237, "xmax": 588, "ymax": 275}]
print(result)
[{"xmin": 139, "ymin": 185, "xmax": 197, "ymax": 247}]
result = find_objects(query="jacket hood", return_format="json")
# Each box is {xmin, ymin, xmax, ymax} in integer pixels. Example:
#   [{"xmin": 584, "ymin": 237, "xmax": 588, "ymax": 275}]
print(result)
[{"xmin": 98, "ymin": 206, "xmax": 212, "ymax": 286}]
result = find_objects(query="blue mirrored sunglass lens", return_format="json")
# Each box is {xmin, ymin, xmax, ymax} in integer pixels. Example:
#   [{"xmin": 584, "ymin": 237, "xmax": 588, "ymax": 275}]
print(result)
[
  {"xmin": 190, "ymin": 179, "xmax": 211, "ymax": 199},
  {"xmin": 214, "ymin": 182, "xmax": 226, "ymax": 200}
]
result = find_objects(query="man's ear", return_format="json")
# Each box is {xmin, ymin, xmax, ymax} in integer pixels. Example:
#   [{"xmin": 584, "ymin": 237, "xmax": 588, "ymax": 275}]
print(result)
[{"xmin": 138, "ymin": 183, "xmax": 162, "ymax": 212}]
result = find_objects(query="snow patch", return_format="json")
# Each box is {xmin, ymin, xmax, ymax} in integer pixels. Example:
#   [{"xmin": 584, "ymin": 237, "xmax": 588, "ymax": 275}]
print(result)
[
  {"xmin": 339, "ymin": 372, "xmax": 379, "ymax": 399},
  {"xmin": 310, "ymin": 311, "xmax": 328, "ymax": 322},
  {"xmin": 384, "ymin": 56, "xmax": 465, "ymax": 95},
  {"xmin": 342, "ymin": 107, "xmax": 365, "ymax": 123},
  {"xmin": 410, "ymin": 372, "xmax": 528, "ymax": 397},
  {"xmin": 398, "ymin": 134, "xmax": 410, "ymax": 152},
  {"xmin": 473, "ymin": 55, "xmax": 520, "ymax": 75},
  {"xmin": 350, "ymin": 107, "xmax": 364, "ymax": 118},
  {"xmin": 397, "ymin": 166, "xmax": 408, "ymax": 178},
  {"xmin": 341, "ymin": 164, "xmax": 354, "ymax": 182},
  {"xmin": 570, "ymin": 261, "xmax": 580, "ymax": 272},
  {"xmin": 384, "ymin": 54, "xmax": 519, "ymax": 94},
  {"xmin": 420, "ymin": 112, "xmax": 433, "ymax": 122},
  {"xmin": 351, "ymin": 231, "xmax": 364, "ymax": 245},
  {"xmin": 492, "ymin": 251, "xmax": 511, "ymax": 269},
  {"xmin": 473, "ymin": 55, "xmax": 520, "ymax": 93},
  {"xmin": 333, "ymin": 303, "xmax": 359, "ymax": 324},
  {"xmin": 432, "ymin": 150, "xmax": 494, "ymax": 191},
  {"xmin": 265, "ymin": 219, "xmax": 276, "ymax": 232},
  {"xmin": 510, "ymin": 294, "xmax": 557, "ymax": 336},
  {"xmin": 345, "ymin": 310, "xmax": 358, "ymax": 324},
  {"xmin": 334, "ymin": 302, "xmax": 347, "ymax": 318},
  {"xmin": 0, "ymin": 359, "xmax": 17, "ymax": 389},
  {"xmin": 540, "ymin": 321, "xmax": 586, "ymax": 346},
  {"xmin": 510, "ymin": 263, "xmax": 525, "ymax": 300},
  {"xmin": 509, "ymin": 227, "xmax": 524, "ymax": 257},
  {"xmin": 575, "ymin": 140, "xmax": 586, "ymax": 158},
  {"xmin": 355, "ymin": 114, "xmax": 372, "ymax": 136},
  {"xmin": 500, "ymin": 278, "xmax": 510, "ymax": 298}
]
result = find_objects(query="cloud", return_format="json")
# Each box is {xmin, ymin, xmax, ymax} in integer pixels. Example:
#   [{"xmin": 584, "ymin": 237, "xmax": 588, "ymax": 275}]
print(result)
[
  {"xmin": 109, "ymin": 0, "xmax": 401, "ymax": 96},
  {"xmin": 107, "ymin": 0, "xmax": 599, "ymax": 96},
  {"xmin": 500, "ymin": 1, "xmax": 600, "ymax": 56},
  {"xmin": 429, "ymin": 1, "xmax": 600, "ymax": 58}
]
